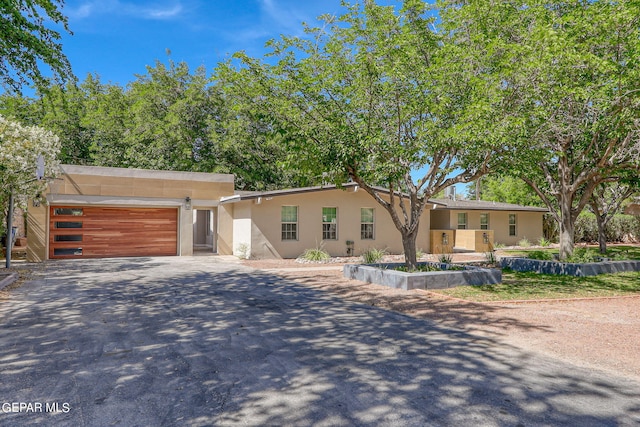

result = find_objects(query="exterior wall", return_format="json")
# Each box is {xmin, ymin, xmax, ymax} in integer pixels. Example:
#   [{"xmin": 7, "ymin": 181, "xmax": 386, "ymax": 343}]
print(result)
[
  {"xmin": 430, "ymin": 209, "xmax": 450, "ymax": 229},
  {"xmin": 27, "ymin": 165, "xmax": 235, "ymax": 261},
  {"xmin": 217, "ymin": 204, "xmax": 234, "ymax": 255},
  {"xmin": 244, "ymin": 189, "xmax": 432, "ymax": 259},
  {"xmin": 446, "ymin": 210, "xmax": 543, "ymax": 246},
  {"xmin": 232, "ymin": 202, "xmax": 253, "ymax": 257}
]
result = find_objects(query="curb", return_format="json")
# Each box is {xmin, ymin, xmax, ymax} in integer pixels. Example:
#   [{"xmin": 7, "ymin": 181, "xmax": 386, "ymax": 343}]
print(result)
[{"xmin": 0, "ymin": 272, "xmax": 18, "ymax": 291}]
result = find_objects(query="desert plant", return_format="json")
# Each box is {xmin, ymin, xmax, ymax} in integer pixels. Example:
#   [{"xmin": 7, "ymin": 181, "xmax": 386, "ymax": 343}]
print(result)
[
  {"xmin": 438, "ymin": 253, "xmax": 453, "ymax": 264},
  {"xmin": 518, "ymin": 237, "xmax": 532, "ymax": 247},
  {"xmin": 493, "ymin": 242, "xmax": 505, "ymax": 249},
  {"xmin": 484, "ymin": 251, "xmax": 497, "ymax": 264},
  {"xmin": 538, "ymin": 237, "xmax": 551, "ymax": 247},
  {"xmin": 361, "ymin": 247, "xmax": 387, "ymax": 264},
  {"xmin": 300, "ymin": 247, "xmax": 331, "ymax": 262},
  {"xmin": 235, "ymin": 242, "xmax": 251, "ymax": 260},
  {"xmin": 416, "ymin": 248, "xmax": 425, "ymax": 259}
]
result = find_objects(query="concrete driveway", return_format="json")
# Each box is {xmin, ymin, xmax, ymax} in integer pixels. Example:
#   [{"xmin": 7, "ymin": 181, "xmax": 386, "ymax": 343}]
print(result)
[{"xmin": 0, "ymin": 257, "xmax": 639, "ymax": 426}]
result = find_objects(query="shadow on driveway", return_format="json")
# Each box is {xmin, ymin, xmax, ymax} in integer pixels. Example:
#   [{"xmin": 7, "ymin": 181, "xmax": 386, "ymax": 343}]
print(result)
[{"xmin": 0, "ymin": 257, "xmax": 638, "ymax": 426}]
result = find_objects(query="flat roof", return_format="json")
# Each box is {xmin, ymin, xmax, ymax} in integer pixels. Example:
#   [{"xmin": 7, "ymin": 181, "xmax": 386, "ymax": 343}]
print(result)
[
  {"xmin": 59, "ymin": 164, "xmax": 235, "ymax": 183},
  {"xmin": 430, "ymin": 198, "xmax": 548, "ymax": 212}
]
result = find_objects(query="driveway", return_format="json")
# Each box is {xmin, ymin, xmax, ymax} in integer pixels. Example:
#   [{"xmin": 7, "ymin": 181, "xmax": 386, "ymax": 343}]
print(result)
[{"xmin": 0, "ymin": 257, "xmax": 639, "ymax": 426}]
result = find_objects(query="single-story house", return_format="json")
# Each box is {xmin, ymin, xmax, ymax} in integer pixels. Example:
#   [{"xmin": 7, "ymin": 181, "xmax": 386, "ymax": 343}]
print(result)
[{"xmin": 26, "ymin": 165, "xmax": 547, "ymax": 261}]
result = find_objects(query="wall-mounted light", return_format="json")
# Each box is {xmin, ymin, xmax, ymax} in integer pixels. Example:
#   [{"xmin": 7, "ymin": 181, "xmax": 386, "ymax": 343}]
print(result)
[
  {"xmin": 32, "ymin": 198, "xmax": 41, "ymax": 207},
  {"xmin": 442, "ymin": 232, "xmax": 449, "ymax": 246},
  {"xmin": 185, "ymin": 196, "xmax": 192, "ymax": 210},
  {"xmin": 483, "ymin": 233, "xmax": 489, "ymax": 244}
]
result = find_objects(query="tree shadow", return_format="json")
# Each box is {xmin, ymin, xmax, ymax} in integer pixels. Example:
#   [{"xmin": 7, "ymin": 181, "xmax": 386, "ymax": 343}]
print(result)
[{"xmin": 0, "ymin": 258, "xmax": 638, "ymax": 426}]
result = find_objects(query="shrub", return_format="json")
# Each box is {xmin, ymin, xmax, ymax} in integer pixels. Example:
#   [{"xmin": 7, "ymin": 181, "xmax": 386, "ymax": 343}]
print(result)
[
  {"xmin": 438, "ymin": 253, "xmax": 453, "ymax": 264},
  {"xmin": 527, "ymin": 250, "xmax": 553, "ymax": 261},
  {"xmin": 300, "ymin": 247, "xmax": 331, "ymax": 262},
  {"xmin": 518, "ymin": 237, "xmax": 532, "ymax": 247},
  {"xmin": 537, "ymin": 237, "xmax": 551, "ymax": 247},
  {"xmin": 361, "ymin": 247, "xmax": 387, "ymax": 264},
  {"xmin": 484, "ymin": 251, "xmax": 497, "ymax": 264},
  {"xmin": 235, "ymin": 242, "xmax": 250, "ymax": 260}
]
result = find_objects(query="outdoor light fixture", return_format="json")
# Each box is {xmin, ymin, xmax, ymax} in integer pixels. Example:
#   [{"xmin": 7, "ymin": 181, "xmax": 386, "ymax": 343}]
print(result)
[
  {"xmin": 442, "ymin": 232, "xmax": 449, "ymax": 246},
  {"xmin": 483, "ymin": 233, "xmax": 489, "ymax": 244},
  {"xmin": 185, "ymin": 196, "xmax": 192, "ymax": 210},
  {"xmin": 32, "ymin": 198, "xmax": 41, "ymax": 207}
]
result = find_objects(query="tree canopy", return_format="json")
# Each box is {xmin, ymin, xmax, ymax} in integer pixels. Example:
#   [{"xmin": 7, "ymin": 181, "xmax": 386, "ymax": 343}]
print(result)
[
  {"xmin": 222, "ymin": 0, "xmax": 502, "ymax": 268},
  {"xmin": 0, "ymin": 0, "xmax": 74, "ymax": 93}
]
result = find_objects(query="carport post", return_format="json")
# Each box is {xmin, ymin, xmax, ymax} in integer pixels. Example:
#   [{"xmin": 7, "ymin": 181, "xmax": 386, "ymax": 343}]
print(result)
[{"xmin": 5, "ymin": 192, "xmax": 13, "ymax": 268}]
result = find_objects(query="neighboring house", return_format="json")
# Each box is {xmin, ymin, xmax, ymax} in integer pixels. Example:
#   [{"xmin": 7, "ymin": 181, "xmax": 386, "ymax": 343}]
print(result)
[{"xmin": 26, "ymin": 165, "xmax": 547, "ymax": 261}]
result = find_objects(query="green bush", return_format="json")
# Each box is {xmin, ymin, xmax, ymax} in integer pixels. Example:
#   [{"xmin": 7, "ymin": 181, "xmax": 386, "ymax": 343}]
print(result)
[
  {"xmin": 361, "ymin": 247, "xmax": 387, "ymax": 264},
  {"xmin": 537, "ymin": 237, "xmax": 551, "ymax": 247},
  {"xmin": 300, "ymin": 247, "xmax": 331, "ymax": 262},
  {"xmin": 518, "ymin": 237, "xmax": 532, "ymax": 247},
  {"xmin": 527, "ymin": 250, "xmax": 553, "ymax": 261},
  {"xmin": 438, "ymin": 253, "xmax": 453, "ymax": 264},
  {"xmin": 574, "ymin": 212, "xmax": 639, "ymax": 243}
]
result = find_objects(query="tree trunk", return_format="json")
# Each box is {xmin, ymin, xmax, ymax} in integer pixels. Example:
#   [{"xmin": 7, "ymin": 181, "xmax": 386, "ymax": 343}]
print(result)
[
  {"xmin": 401, "ymin": 228, "xmax": 419, "ymax": 270},
  {"xmin": 595, "ymin": 214, "xmax": 608, "ymax": 254},
  {"xmin": 558, "ymin": 215, "xmax": 575, "ymax": 261}
]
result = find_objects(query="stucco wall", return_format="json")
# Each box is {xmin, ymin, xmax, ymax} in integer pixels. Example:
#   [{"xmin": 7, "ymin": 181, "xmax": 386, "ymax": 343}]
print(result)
[
  {"xmin": 444, "ymin": 210, "xmax": 543, "ymax": 246},
  {"xmin": 243, "ymin": 188, "xmax": 432, "ymax": 259}
]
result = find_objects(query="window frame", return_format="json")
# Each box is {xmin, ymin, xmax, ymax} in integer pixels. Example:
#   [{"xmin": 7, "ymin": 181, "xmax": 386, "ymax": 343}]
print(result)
[
  {"xmin": 509, "ymin": 213, "xmax": 517, "ymax": 236},
  {"xmin": 457, "ymin": 212, "xmax": 467, "ymax": 230},
  {"xmin": 281, "ymin": 206, "xmax": 298, "ymax": 241},
  {"xmin": 360, "ymin": 208, "xmax": 375, "ymax": 240},
  {"xmin": 480, "ymin": 213, "xmax": 489, "ymax": 230},
  {"xmin": 322, "ymin": 207, "xmax": 338, "ymax": 240}
]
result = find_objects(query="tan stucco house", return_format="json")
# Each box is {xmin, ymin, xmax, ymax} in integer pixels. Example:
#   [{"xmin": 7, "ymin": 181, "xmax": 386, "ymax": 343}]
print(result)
[{"xmin": 26, "ymin": 165, "xmax": 547, "ymax": 261}]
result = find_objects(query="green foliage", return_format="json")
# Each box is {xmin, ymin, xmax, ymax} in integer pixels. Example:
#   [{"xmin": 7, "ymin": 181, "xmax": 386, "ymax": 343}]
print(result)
[
  {"xmin": 537, "ymin": 237, "xmax": 551, "ymax": 247},
  {"xmin": 235, "ymin": 242, "xmax": 251, "ymax": 260},
  {"xmin": 484, "ymin": 251, "xmax": 497, "ymax": 264},
  {"xmin": 0, "ymin": 0, "xmax": 74, "ymax": 93},
  {"xmin": 517, "ymin": 238, "xmax": 532, "ymax": 248},
  {"xmin": 527, "ymin": 250, "xmax": 553, "ymax": 261},
  {"xmin": 469, "ymin": 175, "xmax": 545, "ymax": 207},
  {"xmin": 575, "ymin": 213, "xmax": 640, "ymax": 243},
  {"xmin": 300, "ymin": 247, "xmax": 331, "ymax": 262},
  {"xmin": 361, "ymin": 247, "xmax": 387, "ymax": 264},
  {"xmin": 438, "ymin": 253, "xmax": 453, "ymax": 264}
]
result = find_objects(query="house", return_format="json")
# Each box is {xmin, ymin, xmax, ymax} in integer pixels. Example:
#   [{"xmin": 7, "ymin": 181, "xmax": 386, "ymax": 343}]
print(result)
[{"xmin": 26, "ymin": 165, "xmax": 547, "ymax": 261}]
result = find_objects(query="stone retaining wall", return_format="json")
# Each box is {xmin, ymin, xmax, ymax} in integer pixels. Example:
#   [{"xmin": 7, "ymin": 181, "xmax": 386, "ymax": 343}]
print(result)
[
  {"xmin": 343, "ymin": 262, "xmax": 502, "ymax": 291},
  {"xmin": 500, "ymin": 257, "xmax": 640, "ymax": 276}
]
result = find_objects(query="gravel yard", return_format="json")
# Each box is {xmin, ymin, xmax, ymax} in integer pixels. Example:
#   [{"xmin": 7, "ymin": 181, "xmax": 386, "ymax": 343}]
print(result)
[{"xmin": 243, "ymin": 256, "xmax": 640, "ymax": 381}]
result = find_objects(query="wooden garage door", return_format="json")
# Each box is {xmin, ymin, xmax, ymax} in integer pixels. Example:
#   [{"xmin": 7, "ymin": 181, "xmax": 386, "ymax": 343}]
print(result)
[{"xmin": 49, "ymin": 206, "xmax": 178, "ymax": 259}]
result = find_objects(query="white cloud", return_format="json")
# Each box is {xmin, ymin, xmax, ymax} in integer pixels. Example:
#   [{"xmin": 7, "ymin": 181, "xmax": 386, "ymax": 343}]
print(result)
[{"xmin": 66, "ymin": 0, "xmax": 184, "ymax": 21}]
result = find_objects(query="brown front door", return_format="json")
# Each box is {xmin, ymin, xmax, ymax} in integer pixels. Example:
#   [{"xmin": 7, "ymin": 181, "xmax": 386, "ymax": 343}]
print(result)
[{"xmin": 49, "ymin": 206, "xmax": 178, "ymax": 259}]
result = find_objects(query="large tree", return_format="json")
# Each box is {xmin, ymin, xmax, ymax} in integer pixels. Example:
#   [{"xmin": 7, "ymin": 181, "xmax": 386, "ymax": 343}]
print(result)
[
  {"xmin": 0, "ymin": 0, "xmax": 74, "ymax": 93},
  {"xmin": 224, "ymin": 0, "xmax": 500, "ymax": 268},
  {"xmin": 443, "ymin": 0, "xmax": 640, "ymax": 260}
]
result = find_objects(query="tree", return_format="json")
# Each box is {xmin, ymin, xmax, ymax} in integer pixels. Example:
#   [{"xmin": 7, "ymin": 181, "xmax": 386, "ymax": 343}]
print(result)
[
  {"xmin": 443, "ymin": 0, "xmax": 640, "ymax": 260},
  {"xmin": 589, "ymin": 175, "xmax": 640, "ymax": 254},
  {"xmin": 226, "ymin": 0, "xmax": 498, "ymax": 268},
  {"xmin": 466, "ymin": 175, "xmax": 544, "ymax": 207},
  {"xmin": 0, "ymin": 114, "xmax": 60, "ymax": 236},
  {"xmin": 0, "ymin": 0, "xmax": 74, "ymax": 93}
]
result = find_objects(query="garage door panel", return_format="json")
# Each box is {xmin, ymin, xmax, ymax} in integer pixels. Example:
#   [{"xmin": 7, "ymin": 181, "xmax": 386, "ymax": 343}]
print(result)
[{"xmin": 50, "ymin": 206, "xmax": 178, "ymax": 259}]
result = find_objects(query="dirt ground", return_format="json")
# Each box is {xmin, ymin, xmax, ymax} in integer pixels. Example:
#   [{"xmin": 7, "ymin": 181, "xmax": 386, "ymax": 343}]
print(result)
[{"xmin": 243, "ymin": 256, "xmax": 640, "ymax": 381}]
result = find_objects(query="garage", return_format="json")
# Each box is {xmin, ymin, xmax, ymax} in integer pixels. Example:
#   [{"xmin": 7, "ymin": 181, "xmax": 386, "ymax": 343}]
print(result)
[{"xmin": 49, "ymin": 206, "xmax": 178, "ymax": 259}]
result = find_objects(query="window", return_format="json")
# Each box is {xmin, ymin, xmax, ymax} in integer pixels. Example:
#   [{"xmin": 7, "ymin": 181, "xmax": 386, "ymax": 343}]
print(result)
[
  {"xmin": 480, "ymin": 213, "xmax": 489, "ymax": 230},
  {"xmin": 457, "ymin": 213, "xmax": 467, "ymax": 230},
  {"xmin": 281, "ymin": 206, "xmax": 298, "ymax": 240},
  {"xmin": 54, "ymin": 221, "xmax": 83, "ymax": 229},
  {"xmin": 509, "ymin": 214, "xmax": 517, "ymax": 236},
  {"xmin": 322, "ymin": 207, "xmax": 337, "ymax": 240},
  {"xmin": 53, "ymin": 208, "xmax": 83, "ymax": 216},
  {"xmin": 361, "ymin": 208, "xmax": 375, "ymax": 240}
]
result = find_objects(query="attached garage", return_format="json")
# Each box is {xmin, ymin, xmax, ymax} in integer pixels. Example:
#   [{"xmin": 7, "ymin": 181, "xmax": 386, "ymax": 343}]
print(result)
[
  {"xmin": 49, "ymin": 206, "xmax": 178, "ymax": 259},
  {"xmin": 27, "ymin": 165, "xmax": 236, "ymax": 262}
]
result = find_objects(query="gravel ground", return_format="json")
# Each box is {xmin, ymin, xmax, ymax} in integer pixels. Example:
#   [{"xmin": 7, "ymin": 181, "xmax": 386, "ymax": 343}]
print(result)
[{"xmin": 243, "ymin": 255, "xmax": 640, "ymax": 381}]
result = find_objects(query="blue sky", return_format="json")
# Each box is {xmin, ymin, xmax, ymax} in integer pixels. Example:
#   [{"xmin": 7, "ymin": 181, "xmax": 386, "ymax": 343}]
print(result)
[{"xmin": 60, "ymin": 0, "xmax": 399, "ymax": 86}]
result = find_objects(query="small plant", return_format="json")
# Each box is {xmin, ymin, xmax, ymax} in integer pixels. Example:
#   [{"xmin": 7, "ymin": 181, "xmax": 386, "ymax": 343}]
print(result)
[
  {"xmin": 537, "ymin": 237, "xmax": 551, "ymax": 247},
  {"xmin": 493, "ymin": 242, "xmax": 505, "ymax": 249},
  {"xmin": 484, "ymin": 251, "xmax": 497, "ymax": 264},
  {"xmin": 566, "ymin": 248, "xmax": 599, "ymax": 263},
  {"xmin": 518, "ymin": 237, "xmax": 532, "ymax": 248},
  {"xmin": 527, "ymin": 250, "xmax": 553, "ymax": 261},
  {"xmin": 361, "ymin": 247, "xmax": 387, "ymax": 264},
  {"xmin": 235, "ymin": 242, "xmax": 251, "ymax": 260},
  {"xmin": 300, "ymin": 247, "xmax": 331, "ymax": 262},
  {"xmin": 438, "ymin": 253, "xmax": 453, "ymax": 264},
  {"xmin": 416, "ymin": 248, "xmax": 425, "ymax": 259}
]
